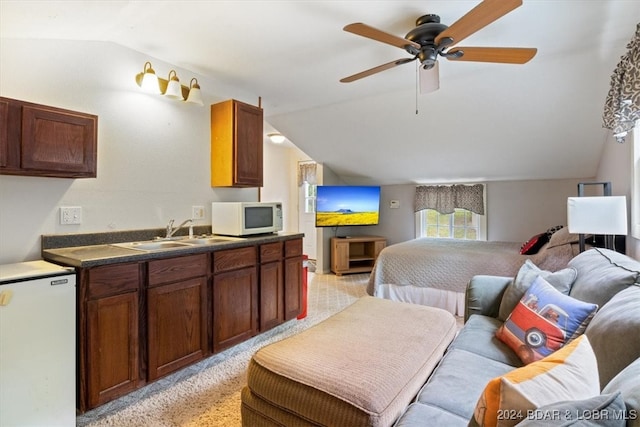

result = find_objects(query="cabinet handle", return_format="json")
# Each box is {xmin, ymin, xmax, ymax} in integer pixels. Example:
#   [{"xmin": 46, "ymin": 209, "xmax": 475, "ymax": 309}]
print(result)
[{"xmin": 0, "ymin": 289, "xmax": 14, "ymax": 306}]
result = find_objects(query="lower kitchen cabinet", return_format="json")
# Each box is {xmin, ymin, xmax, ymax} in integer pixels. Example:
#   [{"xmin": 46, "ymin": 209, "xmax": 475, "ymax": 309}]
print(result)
[
  {"xmin": 212, "ymin": 246, "xmax": 258, "ymax": 353},
  {"xmin": 71, "ymin": 235, "xmax": 304, "ymax": 412},
  {"xmin": 284, "ymin": 238, "xmax": 303, "ymax": 320},
  {"xmin": 259, "ymin": 241, "xmax": 284, "ymax": 331},
  {"xmin": 147, "ymin": 254, "xmax": 208, "ymax": 381},
  {"xmin": 83, "ymin": 263, "xmax": 140, "ymax": 411}
]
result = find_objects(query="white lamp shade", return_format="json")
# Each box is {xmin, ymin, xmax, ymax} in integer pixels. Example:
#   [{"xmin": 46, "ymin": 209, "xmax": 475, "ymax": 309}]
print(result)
[
  {"xmin": 567, "ymin": 196, "xmax": 628, "ymax": 235},
  {"xmin": 164, "ymin": 79, "xmax": 184, "ymax": 100},
  {"xmin": 141, "ymin": 72, "xmax": 161, "ymax": 94},
  {"xmin": 185, "ymin": 87, "xmax": 203, "ymax": 105}
]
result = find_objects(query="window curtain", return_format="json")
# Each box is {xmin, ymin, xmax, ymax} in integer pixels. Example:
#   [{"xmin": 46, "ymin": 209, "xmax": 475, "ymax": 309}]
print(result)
[
  {"xmin": 603, "ymin": 23, "xmax": 640, "ymax": 143},
  {"xmin": 298, "ymin": 162, "xmax": 317, "ymax": 186},
  {"xmin": 414, "ymin": 184, "xmax": 485, "ymax": 215}
]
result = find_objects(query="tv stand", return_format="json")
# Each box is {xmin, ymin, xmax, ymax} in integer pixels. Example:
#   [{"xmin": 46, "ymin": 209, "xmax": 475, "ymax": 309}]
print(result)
[{"xmin": 331, "ymin": 236, "xmax": 386, "ymax": 276}]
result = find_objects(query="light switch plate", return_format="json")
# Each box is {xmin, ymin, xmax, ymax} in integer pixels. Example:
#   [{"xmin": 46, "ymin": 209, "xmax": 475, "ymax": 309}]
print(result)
[
  {"xmin": 389, "ymin": 200, "xmax": 400, "ymax": 209},
  {"xmin": 192, "ymin": 205, "xmax": 205, "ymax": 220},
  {"xmin": 60, "ymin": 206, "xmax": 82, "ymax": 224}
]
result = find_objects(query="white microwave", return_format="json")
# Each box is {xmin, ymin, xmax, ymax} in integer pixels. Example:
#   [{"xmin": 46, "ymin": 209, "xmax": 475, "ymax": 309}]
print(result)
[{"xmin": 211, "ymin": 202, "xmax": 283, "ymax": 236}]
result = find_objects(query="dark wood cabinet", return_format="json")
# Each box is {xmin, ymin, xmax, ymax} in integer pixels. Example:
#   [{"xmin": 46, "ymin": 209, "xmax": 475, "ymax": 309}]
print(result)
[
  {"xmin": 259, "ymin": 241, "xmax": 284, "ymax": 330},
  {"xmin": 82, "ymin": 263, "xmax": 140, "ymax": 411},
  {"xmin": 147, "ymin": 254, "xmax": 208, "ymax": 381},
  {"xmin": 284, "ymin": 239, "xmax": 304, "ymax": 320},
  {"xmin": 210, "ymin": 99, "xmax": 263, "ymax": 187},
  {"xmin": 0, "ymin": 97, "xmax": 97, "ymax": 178},
  {"xmin": 70, "ymin": 236, "xmax": 303, "ymax": 412},
  {"xmin": 212, "ymin": 246, "xmax": 258, "ymax": 352}
]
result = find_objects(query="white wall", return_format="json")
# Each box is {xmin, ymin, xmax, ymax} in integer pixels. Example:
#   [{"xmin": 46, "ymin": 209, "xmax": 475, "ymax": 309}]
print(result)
[
  {"xmin": 0, "ymin": 38, "xmax": 281, "ymax": 264},
  {"xmin": 596, "ymin": 132, "xmax": 638, "ymax": 259}
]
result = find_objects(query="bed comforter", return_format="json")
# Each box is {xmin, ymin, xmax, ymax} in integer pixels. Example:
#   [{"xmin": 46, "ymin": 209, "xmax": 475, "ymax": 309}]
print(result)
[{"xmin": 366, "ymin": 237, "xmax": 580, "ymax": 296}]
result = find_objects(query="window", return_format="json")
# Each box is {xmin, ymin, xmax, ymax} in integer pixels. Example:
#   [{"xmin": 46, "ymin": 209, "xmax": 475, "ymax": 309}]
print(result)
[
  {"xmin": 414, "ymin": 183, "xmax": 487, "ymax": 240},
  {"xmin": 303, "ymin": 182, "xmax": 316, "ymax": 214},
  {"xmin": 632, "ymin": 127, "xmax": 639, "ymax": 239},
  {"xmin": 416, "ymin": 208, "xmax": 485, "ymax": 240}
]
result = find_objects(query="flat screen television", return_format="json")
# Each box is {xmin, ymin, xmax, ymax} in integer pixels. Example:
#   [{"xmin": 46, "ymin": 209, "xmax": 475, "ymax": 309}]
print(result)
[{"xmin": 315, "ymin": 185, "xmax": 381, "ymax": 227}]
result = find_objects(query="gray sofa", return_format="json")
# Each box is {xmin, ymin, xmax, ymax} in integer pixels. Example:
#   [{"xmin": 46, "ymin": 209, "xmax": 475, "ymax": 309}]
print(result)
[{"xmin": 394, "ymin": 248, "xmax": 640, "ymax": 427}]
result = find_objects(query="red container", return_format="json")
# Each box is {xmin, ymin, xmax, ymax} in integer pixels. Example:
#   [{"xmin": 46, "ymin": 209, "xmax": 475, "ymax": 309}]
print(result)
[{"xmin": 297, "ymin": 255, "xmax": 309, "ymax": 319}]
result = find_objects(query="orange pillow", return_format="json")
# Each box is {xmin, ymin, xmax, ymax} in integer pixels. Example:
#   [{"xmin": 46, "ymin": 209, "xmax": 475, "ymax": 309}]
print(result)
[{"xmin": 473, "ymin": 335, "xmax": 600, "ymax": 427}]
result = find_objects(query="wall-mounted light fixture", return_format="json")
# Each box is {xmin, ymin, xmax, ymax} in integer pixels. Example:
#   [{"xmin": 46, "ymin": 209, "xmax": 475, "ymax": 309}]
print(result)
[
  {"xmin": 135, "ymin": 62, "xmax": 203, "ymax": 106},
  {"xmin": 268, "ymin": 133, "xmax": 286, "ymax": 143}
]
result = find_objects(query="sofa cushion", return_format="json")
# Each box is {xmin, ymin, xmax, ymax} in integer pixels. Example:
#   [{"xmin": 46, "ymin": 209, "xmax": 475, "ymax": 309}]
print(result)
[
  {"xmin": 602, "ymin": 357, "xmax": 640, "ymax": 427},
  {"xmin": 449, "ymin": 314, "xmax": 523, "ymax": 367},
  {"xmin": 393, "ymin": 402, "xmax": 469, "ymax": 427},
  {"xmin": 473, "ymin": 335, "xmax": 600, "ymax": 427},
  {"xmin": 498, "ymin": 259, "xmax": 577, "ymax": 321},
  {"xmin": 516, "ymin": 392, "xmax": 627, "ymax": 427},
  {"xmin": 586, "ymin": 284, "xmax": 640, "ymax": 388},
  {"xmin": 416, "ymin": 348, "xmax": 515, "ymax": 421},
  {"xmin": 546, "ymin": 226, "xmax": 581, "ymax": 249},
  {"xmin": 496, "ymin": 276, "xmax": 597, "ymax": 364},
  {"xmin": 568, "ymin": 248, "xmax": 640, "ymax": 308}
]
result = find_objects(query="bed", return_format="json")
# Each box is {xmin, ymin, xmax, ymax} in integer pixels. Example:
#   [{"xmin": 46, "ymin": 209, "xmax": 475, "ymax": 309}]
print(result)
[{"xmin": 367, "ymin": 227, "xmax": 582, "ymax": 316}]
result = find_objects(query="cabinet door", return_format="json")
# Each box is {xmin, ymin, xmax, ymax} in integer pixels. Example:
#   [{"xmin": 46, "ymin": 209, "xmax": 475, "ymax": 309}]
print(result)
[
  {"xmin": 234, "ymin": 101, "xmax": 263, "ymax": 187},
  {"xmin": 260, "ymin": 260, "xmax": 283, "ymax": 330},
  {"xmin": 0, "ymin": 99, "xmax": 8, "ymax": 168},
  {"xmin": 332, "ymin": 240, "xmax": 350, "ymax": 272},
  {"xmin": 212, "ymin": 266, "xmax": 258, "ymax": 352},
  {"xmin": 86, "ymin": 292, "xmax": 139, "ymax": 409},
  {"xmin": 284, "ymin": 256, "xmax": 303, "ymax": 320},
  {"xmin": 21, "ymin": 104, "xmax": 97, "ymax": 177},
  {"xmin": 147, "ymin": 277, "xmax": 207, "ymax": 381}
]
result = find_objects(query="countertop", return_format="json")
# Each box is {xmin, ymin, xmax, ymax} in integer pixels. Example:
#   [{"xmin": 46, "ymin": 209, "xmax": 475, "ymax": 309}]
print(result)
[{"xmin": 42, "ymin": 231, "xmax": 304, "ymax": 268}]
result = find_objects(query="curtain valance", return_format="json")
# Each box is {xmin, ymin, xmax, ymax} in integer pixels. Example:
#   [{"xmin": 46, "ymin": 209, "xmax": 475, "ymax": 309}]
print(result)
[
  {"xmin": 414, "ymin": 184, "xmax": 485, "ymax": 215},
  {"xmin": 603, "ymin": 23, "xmax": 640, "ymax": 143},
  {"xmin": 298, "ymin": 162, "xmax": 317, "ymax": 186}
]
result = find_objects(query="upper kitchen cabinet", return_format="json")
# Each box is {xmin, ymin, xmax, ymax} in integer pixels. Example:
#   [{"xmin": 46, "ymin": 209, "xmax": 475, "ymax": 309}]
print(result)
[
  {"xmin": 0, "ymin": 97, "xmax": 97, "ymax": 178},
  {"xmin": 210, "ymin": 99, "xmax": 263, "ymax": 187}
]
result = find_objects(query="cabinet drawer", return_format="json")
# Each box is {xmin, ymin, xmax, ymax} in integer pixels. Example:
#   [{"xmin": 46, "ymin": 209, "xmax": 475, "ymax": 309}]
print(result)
[
  {"xmin": 260, "ymin": 242, "xmax": 283, "ymax": 264},
  {"xmin": 214, "ymin": 246, "xmax": 256, "ymax": 273},
  {"xmin": 284, "ymin": 239, "xmax": 303, "ymax": 258},
  {"xmin": 148, "ymin": 254, "xmax": 208, "ymax": 287},
  {"xmin": 87, "ymin": 263, "xmax": 140, "ymax": 299}
]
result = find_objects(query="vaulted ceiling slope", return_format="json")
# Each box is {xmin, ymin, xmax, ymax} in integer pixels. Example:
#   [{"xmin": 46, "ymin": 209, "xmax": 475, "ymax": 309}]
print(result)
[{"xmin": 2, "ymin": 1, "xmax": 638, "ymax": 185}]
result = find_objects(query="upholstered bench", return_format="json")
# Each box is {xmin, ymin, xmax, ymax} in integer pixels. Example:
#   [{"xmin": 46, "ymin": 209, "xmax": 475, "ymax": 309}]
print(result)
[{"xmin": 241, "ymin": 296, "xmax": 457, "ymax": 427}]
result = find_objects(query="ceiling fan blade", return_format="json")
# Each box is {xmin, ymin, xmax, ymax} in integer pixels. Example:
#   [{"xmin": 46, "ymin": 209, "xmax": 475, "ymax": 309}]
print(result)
[
  {"xmin": 434, "ymin": 0, "xmax": 523, "ymax": 47},
  {"xmin": 344, "ymin": 23, "xmax": 420, "ymax": 50},
  {"xmin": 446, "ymin": 47, "xmax": 537, "ymax": 64},
  {"xmin": 340, "ymin": 58, "xmax": 415, "ymax": 83},
  {"xmin": 419, "ymin": 62, "xmax": 440, "ymax": 94}
]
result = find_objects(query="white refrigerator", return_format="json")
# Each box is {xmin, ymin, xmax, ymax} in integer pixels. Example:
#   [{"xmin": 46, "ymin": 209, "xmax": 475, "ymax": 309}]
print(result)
[{"xmin": 0, "ymin": 260, "xmax": 76, "ymax": 426}]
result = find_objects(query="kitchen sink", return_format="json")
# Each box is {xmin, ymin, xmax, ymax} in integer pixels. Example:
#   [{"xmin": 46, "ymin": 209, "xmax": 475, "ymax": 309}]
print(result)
[
  {"xmin": 112, "ymin": 241, "xmax": 194, "ymax": 251},
  {"xmin": 179, "ymin": 236, "xmax": 245, "ymax": 245}
]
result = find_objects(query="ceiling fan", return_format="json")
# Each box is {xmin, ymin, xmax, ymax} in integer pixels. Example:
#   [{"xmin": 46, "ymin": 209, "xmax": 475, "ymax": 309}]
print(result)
[{"xmin": 340, "ymin": 0, "xmax": 537, "ymax": 92}]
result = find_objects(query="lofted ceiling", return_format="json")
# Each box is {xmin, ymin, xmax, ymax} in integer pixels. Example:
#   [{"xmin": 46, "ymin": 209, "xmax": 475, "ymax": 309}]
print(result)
[{"xmin": 1, "ymin": 1, "xmax": 639, "ymax": 185}]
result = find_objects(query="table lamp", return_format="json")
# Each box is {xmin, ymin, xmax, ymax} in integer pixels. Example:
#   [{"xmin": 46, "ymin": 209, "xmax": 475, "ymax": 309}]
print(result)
[{"xmin": 567, "ymin": 196, "xmax": 628, "ymax": 252}]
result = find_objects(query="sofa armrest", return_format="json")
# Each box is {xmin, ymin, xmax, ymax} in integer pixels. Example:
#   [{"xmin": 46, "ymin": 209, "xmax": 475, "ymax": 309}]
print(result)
[{"xmin": 464, "ymin": 275, "xmax": 513, "ymax": 323}]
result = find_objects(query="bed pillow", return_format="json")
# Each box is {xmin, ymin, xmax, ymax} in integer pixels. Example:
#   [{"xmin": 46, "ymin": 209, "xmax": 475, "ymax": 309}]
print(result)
[
  {"xmin": 498, "ymin": 259, "xmax": 577, "ymax": 321},
  {"xmin": 546, "ymin": 226, "xmax": 582, "ymax": 249},
  {"xmin": 520, "ymin": 233, "xmax": 549, "ymax": 255},
  {"xmin": 473, "ymin": 335, "xmax": 600, "ymax": 427},
  {"xmin": 496, "ymin": 276, "xmax": 598, "ymax": 364}
]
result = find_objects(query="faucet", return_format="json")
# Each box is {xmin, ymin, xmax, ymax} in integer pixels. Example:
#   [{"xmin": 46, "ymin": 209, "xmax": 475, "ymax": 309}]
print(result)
[{"xmin": 165, "ymin": 219, "xmax": 193, "ymax": 239}]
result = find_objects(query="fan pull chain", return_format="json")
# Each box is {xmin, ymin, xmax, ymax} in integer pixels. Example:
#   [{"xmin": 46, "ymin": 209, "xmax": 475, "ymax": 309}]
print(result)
[{"xmin": 415, "ymin": 62, "xmax": 419, "ymax": 115}]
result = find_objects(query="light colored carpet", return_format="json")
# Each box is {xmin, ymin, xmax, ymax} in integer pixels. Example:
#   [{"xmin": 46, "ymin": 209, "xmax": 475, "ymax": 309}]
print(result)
[{"xmin": 77, "ymin": 272, "xmax": 369, "ymax": 427}]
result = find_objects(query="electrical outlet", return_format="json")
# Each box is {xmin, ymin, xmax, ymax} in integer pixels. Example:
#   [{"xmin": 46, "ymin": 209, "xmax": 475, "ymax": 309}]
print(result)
[
  {"xmin": 60, "ymin": 206, "xmax": 82, "ymax": 225},
  {"xmin": 192, "ymin": 205, "xmax": 205, "ymax": 220}
]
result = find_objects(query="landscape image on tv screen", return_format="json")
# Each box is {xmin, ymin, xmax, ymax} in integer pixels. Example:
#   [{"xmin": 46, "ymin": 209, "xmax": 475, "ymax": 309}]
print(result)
[{"xmin": 315, "ymin": 186, "xmax": 380, "ymax": 227}]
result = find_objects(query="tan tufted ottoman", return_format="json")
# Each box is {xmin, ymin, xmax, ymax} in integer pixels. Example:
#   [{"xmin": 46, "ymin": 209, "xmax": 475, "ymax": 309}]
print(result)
[{"xmin": 241, "ymin": 296, "xmax": 457, "ymax": 427}]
